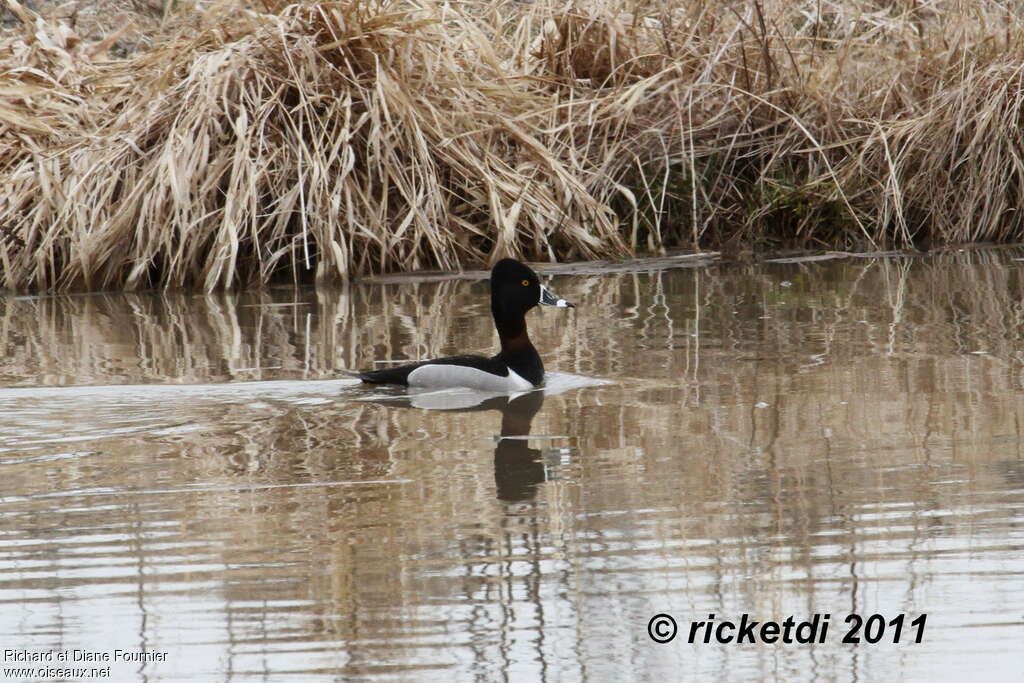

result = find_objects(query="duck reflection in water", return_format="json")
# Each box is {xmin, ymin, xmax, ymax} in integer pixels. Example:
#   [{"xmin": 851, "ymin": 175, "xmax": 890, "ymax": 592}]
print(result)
[
  {"xmin": 490, "ymin": 390, "xmax": 556, "ymax": 502},
  {"xmin": 358, "ymin": 388, "xmax": 569, "ymax": 503}
]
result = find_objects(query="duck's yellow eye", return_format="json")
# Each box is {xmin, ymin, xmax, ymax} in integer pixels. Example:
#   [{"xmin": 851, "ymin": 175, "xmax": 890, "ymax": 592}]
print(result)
[{"xmin": 521, "ymin": 279, "xmax": 530, "ymax": 286}]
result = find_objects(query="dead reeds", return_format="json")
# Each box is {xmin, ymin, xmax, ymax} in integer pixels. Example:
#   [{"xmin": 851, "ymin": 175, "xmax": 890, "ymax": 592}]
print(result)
[{"xmin": 3, "ymin": 0, "xmax": 1024, "ymax": 290}]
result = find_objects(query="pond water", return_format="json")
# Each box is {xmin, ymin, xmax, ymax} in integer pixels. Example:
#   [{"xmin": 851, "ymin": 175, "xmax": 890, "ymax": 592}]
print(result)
[{"xmin": 1, "ymin": 248, "xmax": 1022, "ymax": 681}]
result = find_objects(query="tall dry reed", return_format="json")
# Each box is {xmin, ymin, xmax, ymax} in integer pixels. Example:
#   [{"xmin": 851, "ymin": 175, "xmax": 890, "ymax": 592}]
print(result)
[{"xmin": 3, "ymin": 0, "xmax": 1024, "ymax": 290}]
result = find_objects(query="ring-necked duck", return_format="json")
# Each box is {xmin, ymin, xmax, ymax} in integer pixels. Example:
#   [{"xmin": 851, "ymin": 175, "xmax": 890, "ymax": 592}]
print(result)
[{"xmin": 351, "ymin": 258, "xmax": 574, "ymax": 391}]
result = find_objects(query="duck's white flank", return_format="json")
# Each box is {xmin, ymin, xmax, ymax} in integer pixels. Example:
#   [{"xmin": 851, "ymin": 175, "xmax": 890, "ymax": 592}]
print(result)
[{"xmin": 406, "ymin": 364, "xmax": 535, "ymax": 392}]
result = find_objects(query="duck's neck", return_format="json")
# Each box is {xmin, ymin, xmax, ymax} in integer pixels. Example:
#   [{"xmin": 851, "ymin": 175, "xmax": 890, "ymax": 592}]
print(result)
[
  {"xmin": 492, "ymin": 301, "xmax": 537, "ymax": 355},
  {"xmin": 492, "ymin": 304, "xmax": 544, "ymax": 385},
  {"xmin": 492, "ymin": 306, "xmax": 531, "ymax": 354}
]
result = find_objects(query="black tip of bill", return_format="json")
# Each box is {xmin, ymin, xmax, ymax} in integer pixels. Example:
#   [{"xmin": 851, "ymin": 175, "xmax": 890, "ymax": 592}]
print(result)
[{"xmin": 540, "ymin": 285, "xmax": 575, "ymax": 308}]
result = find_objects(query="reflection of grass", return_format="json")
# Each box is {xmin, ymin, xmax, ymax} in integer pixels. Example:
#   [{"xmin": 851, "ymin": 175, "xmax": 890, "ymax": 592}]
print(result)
[
  {"xmin": 4, "ymin": 248, "xmax": 1024, "ymax": 390},
  {"xmin": 6, "ymin": 251, "xmax": 1024, "ymax": 658},
  {"xmin": 5, "ymin": 1, "xmax": 1024, "ymax": 289}
]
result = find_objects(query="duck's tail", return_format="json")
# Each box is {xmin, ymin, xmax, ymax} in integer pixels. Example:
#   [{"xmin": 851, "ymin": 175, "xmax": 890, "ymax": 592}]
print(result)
[{"xmin": 341, "ymin": 365, "xmax": 418, "ymax": 385}]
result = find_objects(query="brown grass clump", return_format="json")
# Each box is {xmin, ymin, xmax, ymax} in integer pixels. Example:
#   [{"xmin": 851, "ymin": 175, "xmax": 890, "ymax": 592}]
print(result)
[
  {"xmin": 4, "ymin": 0, "xmax": 1024, "ymax": 290},
  {"xmin": 1, "ymin": 0, "xmax": 625, "ymax": 290}
]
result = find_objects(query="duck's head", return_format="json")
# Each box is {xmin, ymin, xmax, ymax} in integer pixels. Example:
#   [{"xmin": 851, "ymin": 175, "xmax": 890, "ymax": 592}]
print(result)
[{"xmin": 490, "ymin": 258, "xmax": 575, "ymax": 317}]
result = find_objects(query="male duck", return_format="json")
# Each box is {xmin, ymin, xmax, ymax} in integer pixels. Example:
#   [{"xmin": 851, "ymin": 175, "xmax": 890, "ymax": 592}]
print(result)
[{"xmin": 352, "ymin": 258, "xmax": 574, "ymax": 391}]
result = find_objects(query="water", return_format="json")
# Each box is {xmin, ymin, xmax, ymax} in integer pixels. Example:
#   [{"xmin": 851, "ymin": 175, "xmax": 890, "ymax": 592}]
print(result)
[{"xmin": 1, "ymin": 249, "xmax": 1023, "ymax": 681}]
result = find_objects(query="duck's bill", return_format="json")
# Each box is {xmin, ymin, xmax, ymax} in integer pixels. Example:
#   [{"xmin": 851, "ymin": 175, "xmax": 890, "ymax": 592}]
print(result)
[{"xmin": 539, "ymin": 285, "xmax": 575, "ymax": 308}]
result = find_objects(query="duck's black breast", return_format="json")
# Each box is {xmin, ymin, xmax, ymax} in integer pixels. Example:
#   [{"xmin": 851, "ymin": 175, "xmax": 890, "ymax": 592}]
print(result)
[{"xmin": 495, "ymin": 347, "xmax": 544, "ymax": 387}]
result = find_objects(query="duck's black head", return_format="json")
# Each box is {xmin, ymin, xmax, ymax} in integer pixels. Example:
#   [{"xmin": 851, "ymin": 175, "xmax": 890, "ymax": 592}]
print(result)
[
  {"xmin": 490, "ymin": 258, "xmax": 574, "ymax": 320},
  {"xmin": 491, "ymin": 258, "xmax": 541, "ymax": 317}
]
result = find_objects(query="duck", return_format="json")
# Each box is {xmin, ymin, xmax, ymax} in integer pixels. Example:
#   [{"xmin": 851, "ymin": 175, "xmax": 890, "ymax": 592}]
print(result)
[{"xmin": 351, "ymin": 258, "xmax": 574, "ymax": 391}]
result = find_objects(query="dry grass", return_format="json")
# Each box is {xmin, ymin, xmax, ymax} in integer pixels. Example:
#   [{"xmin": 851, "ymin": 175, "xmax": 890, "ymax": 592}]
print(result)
[{"xmin": 3, "ymin": 0, "xmax": 1024, "ymax": 290}]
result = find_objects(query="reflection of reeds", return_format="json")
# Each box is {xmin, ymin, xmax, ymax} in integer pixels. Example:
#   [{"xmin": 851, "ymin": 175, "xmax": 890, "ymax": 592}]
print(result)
[
  {"xmin": 5, "ymin": 249, "xmax": 1024, "ymax": 388},
  {"xmin": 5, "ymin": 250, "xmax": 1024, "ymax": 484},
  {"xmin": 6, "ymin": 1, "xmax": 1024, "ymax": 290},
  {"xmin": 4, "ymin": 254, "xmax": 1024, "ymax": 674}
]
